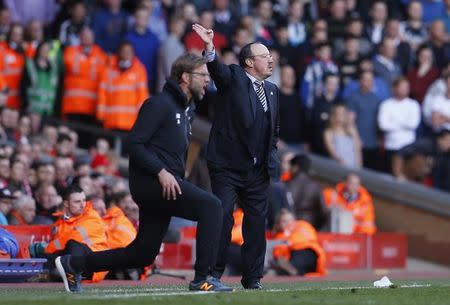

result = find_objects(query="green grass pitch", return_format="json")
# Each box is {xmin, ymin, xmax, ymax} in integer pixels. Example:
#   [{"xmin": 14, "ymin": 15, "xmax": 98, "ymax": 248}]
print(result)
[{"xmin": 0, "ymin": 279, "xmax": 449, "ymax": 305}]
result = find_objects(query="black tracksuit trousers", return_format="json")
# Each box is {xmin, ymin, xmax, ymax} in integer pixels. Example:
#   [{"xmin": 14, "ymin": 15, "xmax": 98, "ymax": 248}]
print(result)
[{"xmin": 71, "ymin": 174, "xmax": 223, "ymax": 280}]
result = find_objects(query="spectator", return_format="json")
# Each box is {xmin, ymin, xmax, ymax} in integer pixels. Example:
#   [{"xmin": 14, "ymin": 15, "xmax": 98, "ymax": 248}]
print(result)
[
  {"xmin": 8, "ymin": 159, "xmax": 32, "ymax": 196},
  {"xmin": 54, "ymin": 156, "xmax": 74, "ymax": 193},
  {"xmin": 0, "ymin": 23, "xmax": 26, "ymax": 109},
  {"xmin": 365, "ymin": 0, "xmax": 387, "ymax": 45},
  {"xmin": 373, "ymin": 37, "xmax": 403, "ymax": 87},
  {"xmin": 0, "ymin": 7, "xmax": 11, "ymax": 41},
  {"xmin": 0, "ymin": 156, "xmax": 10, "ymax": 186},
  {"xmin": 278, "ymin": 65, "xmax": 308, "ymax": 151},
  {"xmin": 72, "ymin": 174, "xmax": 96, "ymax": 199},
  {"xmin": 310, "ymin": 73, "xmax": 341, "ymax": 155},
  {"xmin": 397, "ymin": 128, "xmax": 450, "ymax": 190},
  {"xmin": 96, "ymin": 42, "xmax": 149, "ymax": 131},
  {"xmin": 58, "ymin": 0, "xmax": 90, "ymax": 47},
  {"xmin": 157, "ymin": 17, "xmax": 186, "ymax": 93},
  {"xmin": 253, "ymin": 0, "xmax": 276, "ymax": 45},
  {"xmin": 91, "ymin": 0, "xmax": 129, "ymax": 54},
  {"xmin": 322, "ymin": 173, "xmax": 377, "ymax": 235},
  {"xmin": 407, "ymin": 44, "xmax": 440, "ymax": 104},
  {"xmin": 334, "ymin": 17, "xmax": 372, "ymax": 59},
  {"xmin": 427, "ymin": 20, "xmax": 450, "ymax": 69},
  {"xmin": 134, "ymin": 0, "xmax": 168, "ymax": 42},
  {"xmin": 286, "ymin": 0, "xmax": 307, "ymax": 47},
  {"xmin": 426, "ymin": 73, "xmax": 450, "ymax": 131},
  {"xmin": 184, "ymin": 10, "xmax": 227, "ymax": 55},
  {"xmin": 21, "ymin": 41, "xmax": 61, "ymax": 123},
  {"xmin": 0, "ymin": 187, "xmax": 16, "ymax": 225},
  {"xmin": 337, "ymin": 34, "xmax": 362, "ymax": 85},
  {"xmin": 0, "ymin": 107, "xmax": 20, "ymax": 141},
  {"xmin": 324, "ymin": 104, "xmax": 362, "ymax": 168},
  {"xmin": 24, "ymin": 20, "xmax": 44, "ymax": 58},
  {"xmin": 378, "ymin": 77, "xmax": 421, "ymax": 173},
  {"xmin": 266, "ymin": 48, "xmax": 281, "ymax": 86},
  {"xmin": 231, "ymin": 26, "xmax": 252, "ymax": 56},
  {"xmin": 283, "ymin": 153, "xmax": 330, "ymax": 231},
  {"xmin": 35, "ymin": 161, "xmax": 56, "ymax": 186},
  {"xmin": 61, "ymin": 27, "xmax": 108, "ymax": 124},
  {"xmin": 34, "ymin": 183, "xmax": 61, "ymax": 224},
  {"xmin": 54, "ymin": 133, "xmax": 75, "ymax": 158},
  {"xmin": 270, "ymin": 209, "xmax": 326, "ymax": 276},
  {"xmin": 326, "ymin": 0, "xmax": 347, "ymax": 43},
  {"xmin": 384, "ymin": 18, "xmax": 413, "ymax": 74},
  {"xmin": 8, "ymin": 195, "xmax": 36, "ymax": 225},
  {"xmin": 300, "ymin": 41, "xmax": 338, "ymax": 108},
  {"xmin": 345, "ymin": 71, "xmax": 383, "ymax": 170},
  {"xmin": 272, "ymin": 21, "xmax": 297, "ymax": 67},
  {"xmin": 212, "ymin": 0, "xmax": 238, "ymax": 41},
  {"xmin": 125, "ymin": 5, "xmax": 159, "ymax": 92},
  {"xmin": 400, "ymin": 1, "xmax": 428, "ymax": 51}
]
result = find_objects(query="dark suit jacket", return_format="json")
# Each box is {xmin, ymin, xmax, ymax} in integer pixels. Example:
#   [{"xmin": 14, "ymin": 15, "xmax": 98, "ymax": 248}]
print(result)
[{"xmin": 206, "ymin": 56, "xmax": 280, "ymax": 178}]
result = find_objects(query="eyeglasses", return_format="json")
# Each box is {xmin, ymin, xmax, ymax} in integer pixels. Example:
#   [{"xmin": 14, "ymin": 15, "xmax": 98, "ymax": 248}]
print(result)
[
  {"xmin": 189, "ymin": 72, "xmax": 211, "ymax": 78},
  {"xmin": 250, "ymin": 53, "xmax": 273, "ymax": 60}
]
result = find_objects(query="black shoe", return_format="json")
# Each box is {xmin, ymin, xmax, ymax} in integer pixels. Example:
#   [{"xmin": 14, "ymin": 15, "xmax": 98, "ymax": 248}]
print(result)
[
  {"xmin": 55, "ymin": 255, "xmax": 82, "ymax": 292},
  {"xmin": 189, "ymin": 277, "xmax": 234, "ymax": 292},
  {"xmin": 242, "ymin": 279, "xmax": 263, "ymax": 290}
]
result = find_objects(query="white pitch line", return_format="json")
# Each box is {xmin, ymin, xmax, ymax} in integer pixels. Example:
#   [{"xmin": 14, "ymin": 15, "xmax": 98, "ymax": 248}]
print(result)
[{"xmin": 69, "ymin": 283, "xmax": 433, "ymax": 299}]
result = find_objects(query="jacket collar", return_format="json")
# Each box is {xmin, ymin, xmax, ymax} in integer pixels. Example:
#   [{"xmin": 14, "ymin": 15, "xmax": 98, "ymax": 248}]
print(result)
[{"xmin": 163, "ymin": 79, "xmax": 190, "ymax": 108}]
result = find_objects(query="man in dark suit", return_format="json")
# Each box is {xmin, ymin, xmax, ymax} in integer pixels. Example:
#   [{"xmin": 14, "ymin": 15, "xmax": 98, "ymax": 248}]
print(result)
[{"xmin": 193, "ymin": 24, "xmax": 280, "ymax": 289}]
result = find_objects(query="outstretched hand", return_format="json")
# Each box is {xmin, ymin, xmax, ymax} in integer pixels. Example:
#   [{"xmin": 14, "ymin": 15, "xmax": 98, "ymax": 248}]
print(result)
[{"xmin": 192, "ymin": 23, "xmax": 214, "ymax": 50}]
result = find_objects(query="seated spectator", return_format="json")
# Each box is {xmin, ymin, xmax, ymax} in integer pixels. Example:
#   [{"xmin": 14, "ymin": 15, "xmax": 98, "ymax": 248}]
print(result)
[
  {"xmin": 300, "ymin": 41, "xmax": 338, "ymax": 108},
  {"xmin": 337, "ymin": 34, "xmax": 362, "ymax": 86},
  {"xmin": 43, "ymin": 185, "xmax": 109, "ymax": 282},
  {"xmin": 8, "ymin": 195, "xmax": 36, "ymax": 225},
  {"xmin": 270, "ymin": 209, "xmax": 326, "ymax": 276},
  {"xmin": 324, "ymin": 104, "xmax": 362, "ymax": 168},
  {"xmin": 322, "ymin": 173, "xmax": 377, "ymax": 235},
  {"xmin": 0, "ymin": 187, "xmax": 16, "ymax": 225},
  {"xmin": 396, "ymin": 128, "xmax": 450, "ymax": 191},
  {"xmin": 282, "ymin": 153, "xmax": 330, "ymax": 231},
  {"xmin": 384, "ymin": 18, "xmax": 413, "ymax": 74},
  {"xmin": 400, "ymin": 1, "xmax": 428, "ymax": 51},
  {"xmin": 90, "ymin": 138, "xmax": 111, "ymax": 174},
  {"xmin": 0, "ymin": 156, "xmax": 10, "ymax": 186},
  {"xmin": 365, "ymin": 0, "xmax": 387, "ymax": 45},
  {"xmin": 333, "ymin": 17, "xmax": 372, "ymax": 58},
  {"xmin": 427, "ymin": 20, "xmax": 450, "ymax": 69},
  {"xmin": 426, "ymin": 74, "xmax": 450, "ymax": 132},
  {"xmin": 378, "ymin": 77, "xmax": 421, "ymax": 173},
  {"xmin": 8, "ymin": 159, "xmax": 32, "ymax": 196},
  {"xmin": 34, "ymin": 183, "xmax": 62, "ymax": 224},
  {"xmin": 406, "ymin": 44, "xmax": 440, "ymax": 104},
  {"xmin": 24, "ymin": 20, "xmax": 44, "ymax": 59},
  {"xmin": 96, "ymin": 42, "xmax": 149, "ymax": 131}
]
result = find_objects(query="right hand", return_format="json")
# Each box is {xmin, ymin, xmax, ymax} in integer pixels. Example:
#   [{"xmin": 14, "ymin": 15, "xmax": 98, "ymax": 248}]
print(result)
[
  {"xmin": 158, "ymin": 169, "xmax": 182, "ymax": 200},
  {"xmin": 192, "ymin": 23, "xmax": 214, "ymax": 50}
]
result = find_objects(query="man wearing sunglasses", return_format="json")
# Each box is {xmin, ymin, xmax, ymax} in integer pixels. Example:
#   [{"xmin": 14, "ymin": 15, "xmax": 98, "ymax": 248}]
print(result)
[{"xmin": 193, "ymin": 23, "xmax": 280, "ymax": 290}]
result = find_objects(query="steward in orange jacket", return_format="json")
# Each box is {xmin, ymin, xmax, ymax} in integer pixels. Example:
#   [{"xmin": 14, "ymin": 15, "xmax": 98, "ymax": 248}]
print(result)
[
  {"xmin": 45, "ymin": 186, "xmax": 109, "ymax": 282},
  {"xmin": 96, "ymin": 42, "xmax": 149, "ymax": 131},
  {"xmin": 0, "ymin": 24, "xmax": 26, "ymax": 109},
  {"xmin": 271, "ymin": 209, "xmax": 326, "ymax": 276},
  {"xmin": 322, "ymin": 173, "xmax": 376, "ymax": 235},
  {"xmin": 62, "ymin": 28, "xmax": 107, "ymax": 118},
  {"xmin": 103, "ymin": 206, "xmax": 137, "ymax": 249}
]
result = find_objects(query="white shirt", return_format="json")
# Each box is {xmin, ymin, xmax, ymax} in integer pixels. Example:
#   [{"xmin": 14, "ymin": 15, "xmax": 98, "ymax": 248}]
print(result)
[
  {"xmin": 430, "ymin": 94, "xmax": 450, "ymax": 130},
  {"xmin": 378, "ymin": 97, "xmax": 421, "ymax": 150},
  {"xmin": 422, "ymin": 79, "xmax": 446, "ymax": 125}
]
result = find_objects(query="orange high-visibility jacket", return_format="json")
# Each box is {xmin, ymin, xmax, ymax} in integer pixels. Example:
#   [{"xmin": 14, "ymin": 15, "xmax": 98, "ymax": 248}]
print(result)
[
  {"xmin": 322, "ymin": 182, "xmax": 377, "ymax": 235},
  {"xmin": 45, "ymin": 202, "xmax": 109, "ymax": 282},
  {"xmin": 0, "ymin": 42, "xmax": 25, "ymax": 109},
  {"xmin": 103, "ymin": 206, "xmax": 137, "ymax": 249},
  {"xmin": 272, "ymin": 220, "xmax": 327, "ymax": 275},
  {"xmin": 231, "ymin": 208, "xmax": 244, "ymax": 246},
  {"xmin": 62, "ymin": 45, "xmax": 107, "ymax": 116},
  {"xmin": 96, "ymin": 56, "xmax": 149, "ymax": 131}
]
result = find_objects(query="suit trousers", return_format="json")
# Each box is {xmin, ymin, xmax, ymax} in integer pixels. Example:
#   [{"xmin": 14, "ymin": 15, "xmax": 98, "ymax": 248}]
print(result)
[
  {"xmin": 209, "ymin": 165, "xmax": 270, "ymax": 285},
  {"xmin": 71, "ymin": 175, "xmax": 223, "ymax": 280}
]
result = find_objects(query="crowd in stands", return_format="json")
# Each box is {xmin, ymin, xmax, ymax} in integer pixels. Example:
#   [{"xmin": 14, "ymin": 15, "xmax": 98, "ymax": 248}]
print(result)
[{"xmin": 0, "ymin": 0, "xmax": 450, "ymax": 278}]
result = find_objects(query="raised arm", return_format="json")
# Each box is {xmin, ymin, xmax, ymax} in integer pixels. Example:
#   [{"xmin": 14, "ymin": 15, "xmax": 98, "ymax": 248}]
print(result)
[{"xmin": 192, "ymin": 23, "xmax": 232, "ymax": 89}]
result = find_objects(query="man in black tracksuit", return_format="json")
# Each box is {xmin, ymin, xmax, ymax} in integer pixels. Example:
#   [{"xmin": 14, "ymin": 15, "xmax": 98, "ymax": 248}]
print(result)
[{"xmin": 55, "ymin": 54, "xmax": 232, "ymax": 292}]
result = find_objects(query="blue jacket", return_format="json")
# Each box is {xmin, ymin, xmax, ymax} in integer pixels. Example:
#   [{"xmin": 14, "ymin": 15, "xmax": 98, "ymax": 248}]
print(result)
[{"xmin": 125, "ymin": 29, "xmax": 160, "ymax": 82}]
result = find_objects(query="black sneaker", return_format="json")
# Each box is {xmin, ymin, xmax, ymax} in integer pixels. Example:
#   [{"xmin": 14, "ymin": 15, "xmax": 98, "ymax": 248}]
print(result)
[
  {"xmin": 242, "ymin": 279, "xmax": 263, "ymax": 290},
  {"xmin": 55, "ymin": 255, "xmax": 82, "ymax": 292},
  {"xmin": 189, "ymin": 277, "xmax": 233, "ymax": 292}
]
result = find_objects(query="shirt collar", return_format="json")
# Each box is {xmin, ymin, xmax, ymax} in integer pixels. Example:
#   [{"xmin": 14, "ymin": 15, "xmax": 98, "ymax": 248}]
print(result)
[{"xmin": 246, "ymin": 72, "xmax": 264, "ymax": 86}]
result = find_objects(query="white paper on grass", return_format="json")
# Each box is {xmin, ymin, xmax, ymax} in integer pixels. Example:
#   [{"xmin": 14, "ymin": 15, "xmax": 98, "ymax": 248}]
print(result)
[{"xmin": 373, "ymin": 276, "xmax": 394, "ymax": 288}]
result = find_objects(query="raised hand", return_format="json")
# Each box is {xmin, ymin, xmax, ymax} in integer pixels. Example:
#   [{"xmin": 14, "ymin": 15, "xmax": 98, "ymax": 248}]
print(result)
[{"xmin": 192, "ymin": 23, "xmax": 214, "ymax": 50}]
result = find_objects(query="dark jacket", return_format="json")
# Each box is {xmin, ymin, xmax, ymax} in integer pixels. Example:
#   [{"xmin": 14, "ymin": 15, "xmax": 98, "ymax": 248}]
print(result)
[
  {"xmin": 126, "ymin": 79, "xmax": 192, "ymax": 178},
  {"xmin": 206, "ymin": 56, "xmax": 280, "ymax": 178}
]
